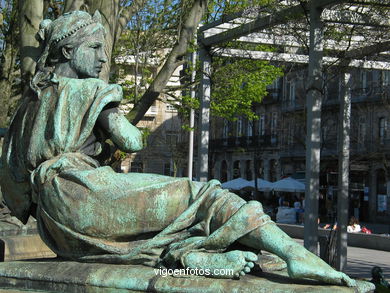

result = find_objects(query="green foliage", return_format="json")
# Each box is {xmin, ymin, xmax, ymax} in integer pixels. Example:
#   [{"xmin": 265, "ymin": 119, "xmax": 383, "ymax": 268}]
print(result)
[{"xmin": 211, "ymin": 58, "xmax": 283, "ymax": 121}]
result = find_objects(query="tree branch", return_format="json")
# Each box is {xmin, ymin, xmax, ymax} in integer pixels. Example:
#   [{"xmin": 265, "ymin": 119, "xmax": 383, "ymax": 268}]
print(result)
[
  {"xmin": 116, "ymin": 0, "xmax": 146, "ymax": 41},
  {"xmin": 128, "ymin": 0, "xmax": 207, "ymax": 125}
]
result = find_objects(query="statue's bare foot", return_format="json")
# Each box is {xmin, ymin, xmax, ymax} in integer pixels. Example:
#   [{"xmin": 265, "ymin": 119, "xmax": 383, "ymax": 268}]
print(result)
[
  {"xmin": 286, "ymin": 250, "xmax": 356, "ymax": 287},
  {"xmin": 182, "ymin": 250, "xmax": 258, "ymax": 279}
]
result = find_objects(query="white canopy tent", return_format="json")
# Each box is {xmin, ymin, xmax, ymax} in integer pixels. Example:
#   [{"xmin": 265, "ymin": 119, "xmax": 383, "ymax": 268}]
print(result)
[
  {"xmin": 271, "ymin": 177, "xmax": 305, "ymax": 193},
  {"xmin": 221, "ymin": 178, "xmax": 252, "ymax": 190},
  {"xmin": 249, "ymin": 178, "xmax": 274, "ymax": 192}
]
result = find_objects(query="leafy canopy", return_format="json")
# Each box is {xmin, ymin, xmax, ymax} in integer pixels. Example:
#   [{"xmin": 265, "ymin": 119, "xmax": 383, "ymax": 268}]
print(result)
[{"xmin": 211, "ymin": 57, "xmax": 283, "ymax": 121}]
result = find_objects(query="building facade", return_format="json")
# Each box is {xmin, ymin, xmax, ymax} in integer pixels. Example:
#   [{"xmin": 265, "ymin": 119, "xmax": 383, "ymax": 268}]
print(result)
[
  {"xmin": 114, "ymin": 59, "xmax": 189, "ymax": 178},
  {"xmin": 210, "ymin": 68, "xmax": 390, "ymax": 223}
]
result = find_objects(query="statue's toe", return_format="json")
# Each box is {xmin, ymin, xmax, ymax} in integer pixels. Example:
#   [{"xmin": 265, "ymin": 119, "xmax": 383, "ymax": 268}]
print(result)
[
  {"xmin": 341, "ymin": 273, "xmax": 356, "ymax": 287},
  {"xmin": 243, "ymin": 251, "xmax": 258, "ymax": 262}
]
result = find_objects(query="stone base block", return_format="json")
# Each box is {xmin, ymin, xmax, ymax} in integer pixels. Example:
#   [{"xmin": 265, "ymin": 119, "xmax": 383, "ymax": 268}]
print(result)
[
  {"xmin": 0, "ymin": 235, "xmax": 56, "ymax": 261},
  {"xmin": 0, "ymin": 260, "xmax": 374, "ymax": 293}
]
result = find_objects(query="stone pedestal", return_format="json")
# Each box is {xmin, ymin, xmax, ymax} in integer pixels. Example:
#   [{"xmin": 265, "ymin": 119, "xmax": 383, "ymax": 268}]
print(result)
[
  {"xmin": 0, "ymin": 260, "xmax": 374, "ymax": 293},
  {"xmin": 0, "ymin": 235, "xmax": 56, "ymax": 261}
]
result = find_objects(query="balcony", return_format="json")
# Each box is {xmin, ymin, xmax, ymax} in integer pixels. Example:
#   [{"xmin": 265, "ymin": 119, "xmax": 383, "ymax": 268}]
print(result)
[
  {"xmin": 281, "ymin": 100, "xmax": 304, "ymax": 112},
  {"xmin": 210, "ymin": 135, "xmax": 279, "ymax": 150}
]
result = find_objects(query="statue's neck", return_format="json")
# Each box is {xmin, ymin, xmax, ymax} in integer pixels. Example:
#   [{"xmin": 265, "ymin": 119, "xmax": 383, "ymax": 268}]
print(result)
[{"xmin": 54, "ymin": 63, "xmax": 79, "ymax": 79}]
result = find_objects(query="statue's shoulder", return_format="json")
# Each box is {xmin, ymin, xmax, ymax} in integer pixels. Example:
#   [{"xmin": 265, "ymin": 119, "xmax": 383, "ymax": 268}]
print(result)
[
  {"xmin": 60, "ymin": 77, "xmax": 121, "ymax": 91},
  {"xmin": 58, "ymin": 77, "xmax": 123, "ymax": 100}
]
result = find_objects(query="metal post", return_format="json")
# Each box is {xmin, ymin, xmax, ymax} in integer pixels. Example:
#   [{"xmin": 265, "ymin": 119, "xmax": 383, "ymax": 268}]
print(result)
[
  {"xmin": 304, "ymin": 3, "xmax": 324, "ymax": 254},
  {"xmin": 197, "ymin": 47, "xmax": 211, "ymax": 182},
  {"xmin": 336, "ymin": 72, "xmax": 351, "ymax": 271},
  {"xmin": 187, "ymin": 49, "xmax": 197, "ymax": 180},
  {"xmin": 254, "ymin": 153, "xmax": 259, "ymax": 195}
]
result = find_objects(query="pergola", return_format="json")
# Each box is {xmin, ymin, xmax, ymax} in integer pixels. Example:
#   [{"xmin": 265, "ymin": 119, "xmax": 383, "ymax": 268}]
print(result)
[{"xmin": 194, "ymin": 0, "xmax": 390, "ymax": 271}]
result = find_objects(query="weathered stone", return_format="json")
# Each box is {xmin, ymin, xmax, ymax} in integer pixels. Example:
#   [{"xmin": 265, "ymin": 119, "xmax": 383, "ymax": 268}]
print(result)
[
  {"xmin": 0, "ymin": 217, "xmax": 37, "ymax": 237},
  {"xmin": 0, "ymin": 261, "xmax": 374, "ymax": 293},
  {"xmin": 0, "ymin": 235, "xmax": 55, "ymax": 261}
]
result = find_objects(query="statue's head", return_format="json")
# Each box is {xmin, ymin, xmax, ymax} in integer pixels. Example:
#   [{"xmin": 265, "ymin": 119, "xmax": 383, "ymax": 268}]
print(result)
[{"xmin": 35, "ymin": 10, "xmax": 107, "ymax": 79}]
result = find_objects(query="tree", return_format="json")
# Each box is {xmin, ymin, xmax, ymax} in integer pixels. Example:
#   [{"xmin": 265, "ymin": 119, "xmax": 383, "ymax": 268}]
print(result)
[
  {"xmin": 0, "ymin": 0, "xmax": 19, "ymax": 128},
  {"xmin": 0, "ymin": 0, "xmax": 208, "ymax": 128}
]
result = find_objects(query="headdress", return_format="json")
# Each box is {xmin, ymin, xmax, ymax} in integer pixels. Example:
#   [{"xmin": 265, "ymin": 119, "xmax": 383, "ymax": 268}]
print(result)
[{"xmin": 36, "ymin": 10, "xmax": 103, "ymax": 71}]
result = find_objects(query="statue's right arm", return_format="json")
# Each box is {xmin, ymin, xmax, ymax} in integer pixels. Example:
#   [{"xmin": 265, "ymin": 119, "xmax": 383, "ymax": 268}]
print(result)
[{"xmin": 97, "ymin": 107, "xmax": 143, "ymax": 153}]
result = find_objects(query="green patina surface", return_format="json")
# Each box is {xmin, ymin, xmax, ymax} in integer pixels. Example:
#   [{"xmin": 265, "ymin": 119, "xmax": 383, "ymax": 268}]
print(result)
[{"xmin": 0, "ymin": 10, "xmax": 375, "ymax": 292}]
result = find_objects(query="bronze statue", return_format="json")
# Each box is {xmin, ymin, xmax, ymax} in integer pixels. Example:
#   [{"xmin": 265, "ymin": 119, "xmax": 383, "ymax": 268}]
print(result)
[{"xmin": 0, "ymin": 10, "xmax": 367, "ymax": 288}]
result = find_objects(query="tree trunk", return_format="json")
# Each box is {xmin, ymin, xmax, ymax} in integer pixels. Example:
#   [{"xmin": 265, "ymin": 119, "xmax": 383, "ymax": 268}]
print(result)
[
  {"xmin": 0, "ymin": 45, "xmax": 16, "ymax": 127},
  {"xmin": 303, "ymin": 4, "xmax": 324, "ymax": 254},
  {"xmin": 128, "ymin": 0, "xmax": 207, "ymax": 125},
  {"xmin": 0, "ymin": 0, "xmax": 19, "ymax": 127},
  {"xmin": 19, "ymin": 0, "xmax": 44, "ymax": 91}
]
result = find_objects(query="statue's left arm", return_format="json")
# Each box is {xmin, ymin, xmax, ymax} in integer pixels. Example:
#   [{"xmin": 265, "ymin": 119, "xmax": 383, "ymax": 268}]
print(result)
[{"xmin": 97, "ymin": 107, "xmax": 143, "ymax": 153}]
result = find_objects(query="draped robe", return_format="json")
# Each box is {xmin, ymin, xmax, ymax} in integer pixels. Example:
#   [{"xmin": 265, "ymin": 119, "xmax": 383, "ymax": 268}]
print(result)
[{"xmin": 0, "ymin": 76, "xmax": 270, "ymax": 267}]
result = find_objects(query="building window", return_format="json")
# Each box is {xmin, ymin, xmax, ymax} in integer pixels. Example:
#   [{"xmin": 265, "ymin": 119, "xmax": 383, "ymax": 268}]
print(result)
[
  {"xmin": 166, "ymin": 104, "xmax": 177, "ymax": 112},
  {"xmin": 245, "ymin": 160, "xmax": 252, "ymax": 180},
  {"xmin": 382, "ymin": 71, "xmax": 390, "ymax": 87},
  {"xmin": 237, "ymin": 117, "xmax": 243, "ymax": 137},
  {"xmin": 358, "ymin": 118, "xmax": 366, "ymax": 147},
  {"xmin": 286, "ymin": 80, "xmax": 296, "ymax": 106},
  {"xmin": 233, "ymin": 160, "xmax": 241, "ymax": 179},
  {"xmin": 163, "ymin": 162, "xmax": 174, "ymax": 176},
  {"xmin": 166, "ymin": 131, "xmax": 178, "ymax": 145},
  {"xmin": 247, "ymin": 120, "xmax": 253, "ymax": 137},
  {"xmin": 288, "ymin": 123, "xmax": 294, "ymax": 146},
  {"xmin": 271, "ymin": 112, "xmax": 278, "ymax": 136},
  {"xmin": 130, "ymin": 161, "xmax": 143, "ymax": 173},
  {"xmin": 379, "ymin": 117, "xmax": 387, "ymax": 144},
  {"xmin": 326, "ymin": 74, "xmax": 340, "ymax": 100},
  {"xmin": 221, "ymin": 160, "xmax": 228, "ymax": 182},
  {"xmin": 223, "ymin": 119, "xmax": 229, "ymax": 138},
  {"xmin": 258, "ymin": 114, "xmax": 265, "ymax": 136},
  {"xmin": 360, "ymin": 71, "xmax": 367, "ymax": 91},
  {"xmin": 268, "ymin": 78, "xmax": 281, "ymax": 100}
]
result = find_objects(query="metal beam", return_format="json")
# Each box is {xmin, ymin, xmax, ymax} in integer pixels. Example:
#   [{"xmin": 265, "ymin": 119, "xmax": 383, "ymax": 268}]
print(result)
[
  {"xmin": 199, "ymin": 0, "xmax": 351, "ymax": 47},
  {"xmin": 198, "ymin": 11, "xmax": 244, "ymax": 32},
  {"xmin": 200, "ymin": 3, "xmax": 309, "ymax": 47},
  {"xmin": 313, "ymin": 0, "xmax": 349, "ymax": 8},
  {"xmin": 350, "ymin": 0, "xmax": 390, "ymax": 7},
  {"xmin": 212, "ymin": 48, "xmax": 390, "ymax": 70},
  {"xmin": 345, "ymin": 40, "xmax": 390, "ymax": 59}
]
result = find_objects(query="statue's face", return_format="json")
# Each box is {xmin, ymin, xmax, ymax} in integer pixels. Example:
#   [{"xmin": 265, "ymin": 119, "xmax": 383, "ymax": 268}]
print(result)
[{"xmin": 69, "ymin": 28, "xmax": 107, "ymax": 78}]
